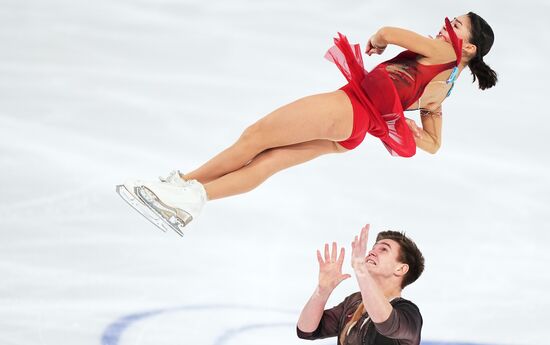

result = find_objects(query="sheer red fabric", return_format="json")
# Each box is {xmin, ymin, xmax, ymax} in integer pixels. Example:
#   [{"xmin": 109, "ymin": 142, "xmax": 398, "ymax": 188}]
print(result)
[{"xmin": 325, "ymin": 18, "xmax": 462, "ymax": 156}]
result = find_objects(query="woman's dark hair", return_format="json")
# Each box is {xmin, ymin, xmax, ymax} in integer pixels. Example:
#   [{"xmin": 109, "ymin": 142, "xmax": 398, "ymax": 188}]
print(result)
[{"xmin": 467, "ymin": 12, "xmax": 498, "ymax": 90}]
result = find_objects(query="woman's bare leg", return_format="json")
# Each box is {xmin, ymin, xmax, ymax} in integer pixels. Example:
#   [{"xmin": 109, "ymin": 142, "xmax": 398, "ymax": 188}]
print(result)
[
  {"xmin": 184, "ymin": 90, "xmax": 353, "ymax": 184},
  {"xmin": 204, "ymin": 140, "xmax": 347, "ymax": 200}
]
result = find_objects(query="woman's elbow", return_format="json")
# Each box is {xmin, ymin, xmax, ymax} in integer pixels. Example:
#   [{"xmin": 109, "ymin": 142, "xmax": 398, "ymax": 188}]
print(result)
[
  {"xmin": 419, "ymin": 139, "xmax": 441, "ymax": 154},
  {"xmin": 428, "ymin": 142, "xmax": 441, "ymax": 154}
]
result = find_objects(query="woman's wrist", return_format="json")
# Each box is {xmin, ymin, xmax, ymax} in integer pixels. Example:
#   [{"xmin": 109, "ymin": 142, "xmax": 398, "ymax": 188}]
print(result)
[
  {"xmin": 371, "ymin": 30, "xmax": 388, "ymax": 49},
  {"xmin": 371, "ymin": 38, "xmax": 387, "ymax": 50}
]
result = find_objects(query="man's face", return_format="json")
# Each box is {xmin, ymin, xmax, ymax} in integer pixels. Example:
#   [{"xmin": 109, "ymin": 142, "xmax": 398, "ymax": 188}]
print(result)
[{"xmin": 365, "ymin": 239, "xmax": 403, "ymax": 278}]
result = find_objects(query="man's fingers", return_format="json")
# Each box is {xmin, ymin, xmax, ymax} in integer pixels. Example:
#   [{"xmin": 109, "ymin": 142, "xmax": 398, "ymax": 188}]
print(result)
[
  {"xmin": 351, "ymin": 236, "xmax": 359, "ymax": 253},
  {"xmin": 360, "ymin": 227, "xmax": 367, "ymax": 245},
  {"xmin": 337, "ymin": 247, "xmax": 345, "ymax": 264},
  {"xmin": 364, "ymin": 224, "xmax": 370, "ymax": 237},
  {"xmin": 324, "ymin": 243, "xmax": 330, "ymax": 262},
  {"xmin": 317, "ymin": 250, "xmax": 324, "ymax": 265},
  {"xmin": 331, "ymin": 242, "xmax": 337, "ymax": 262}
]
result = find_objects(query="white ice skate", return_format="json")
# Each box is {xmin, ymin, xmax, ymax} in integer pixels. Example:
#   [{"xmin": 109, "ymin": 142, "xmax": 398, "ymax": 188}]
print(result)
[
  {"xmin": 116, "ymin": 178, "xmax": 207, "ymax": 236},
  {"xmin": 116, "ymin": 182, "xmax": 174, "ymax": 234}
]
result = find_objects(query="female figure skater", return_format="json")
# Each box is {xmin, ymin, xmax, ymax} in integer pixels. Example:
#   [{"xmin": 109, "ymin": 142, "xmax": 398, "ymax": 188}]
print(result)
[{"xmin": 117, "ymin": 12, "xmax": 497, "ymax": 235}]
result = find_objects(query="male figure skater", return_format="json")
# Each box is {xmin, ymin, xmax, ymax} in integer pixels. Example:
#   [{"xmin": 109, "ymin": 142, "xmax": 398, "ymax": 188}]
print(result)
[{"xmin": 297, "ymin": 225, "xmax": 425, "ymax": 345}]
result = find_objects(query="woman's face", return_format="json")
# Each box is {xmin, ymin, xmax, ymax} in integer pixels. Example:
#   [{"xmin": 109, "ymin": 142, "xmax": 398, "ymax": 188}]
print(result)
[{"xmin": 436, "ymin": 15, "xmax": 472, "ymax": 43}]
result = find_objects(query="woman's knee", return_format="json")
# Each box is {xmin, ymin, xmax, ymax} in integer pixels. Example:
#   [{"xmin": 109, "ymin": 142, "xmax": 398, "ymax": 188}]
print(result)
[{"xmin": 237, "ymin": 122, "xmax": 269, "ymax": 151}]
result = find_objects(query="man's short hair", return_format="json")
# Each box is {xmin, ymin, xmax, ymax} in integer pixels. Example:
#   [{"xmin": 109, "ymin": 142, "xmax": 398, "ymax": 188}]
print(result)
[{"xmin": 376, "ymin": 231, "xmax": 425, "ymax": 289}]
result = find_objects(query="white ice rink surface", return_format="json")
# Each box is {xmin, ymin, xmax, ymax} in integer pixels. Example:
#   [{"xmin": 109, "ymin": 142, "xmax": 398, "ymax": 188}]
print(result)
[{"xmin": 1, "ymin": 1, "xmax": 549, "ymax": 344}]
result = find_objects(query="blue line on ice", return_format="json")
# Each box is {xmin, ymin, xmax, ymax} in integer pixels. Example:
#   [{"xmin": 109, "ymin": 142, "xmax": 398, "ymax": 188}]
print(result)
[
  {"xmin": 100, "ymin": 304, "xmax": 499, "ymax": 345},
  {"xmin": 100, "ymin": 304, "xmax": 296, "ymax": 345}
]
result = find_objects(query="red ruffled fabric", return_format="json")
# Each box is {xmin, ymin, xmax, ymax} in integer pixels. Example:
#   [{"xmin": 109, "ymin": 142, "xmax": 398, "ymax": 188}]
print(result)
[{"xmin": 325, "ymin": 33, "xmax": 416, "ymax": 157}]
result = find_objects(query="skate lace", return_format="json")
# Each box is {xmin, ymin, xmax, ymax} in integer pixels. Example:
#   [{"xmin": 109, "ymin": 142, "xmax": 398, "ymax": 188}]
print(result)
[{"xmin": 159, "ymin": 170, "xmax": 188, "ymax": 186}]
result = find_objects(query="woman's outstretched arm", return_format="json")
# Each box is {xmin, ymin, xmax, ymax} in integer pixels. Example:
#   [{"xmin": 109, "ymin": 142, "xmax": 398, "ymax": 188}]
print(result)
[{"xmin": 368, "ymin": 27, "xmax": 456, "ymax": 63}]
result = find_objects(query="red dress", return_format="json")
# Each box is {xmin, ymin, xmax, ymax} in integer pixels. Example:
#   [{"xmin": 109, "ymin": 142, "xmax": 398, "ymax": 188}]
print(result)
[{"xmin": 326, "ymin": 18, "xmax": 462, "ymax": 157}]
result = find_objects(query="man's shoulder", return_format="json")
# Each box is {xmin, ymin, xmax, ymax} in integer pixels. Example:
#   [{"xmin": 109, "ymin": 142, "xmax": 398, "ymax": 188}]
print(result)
[{"xmin": 390, "ymin": 297, "xmax": 422, "ymax": 317}]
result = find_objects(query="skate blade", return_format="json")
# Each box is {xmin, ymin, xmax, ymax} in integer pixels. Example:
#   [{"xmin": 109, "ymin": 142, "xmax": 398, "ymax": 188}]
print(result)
[
  {"xmin": 134, "ymin": 185, "xmax": 193, "ymax": 237},
  {"xmin": 116, "ymin": 184, "xmax": 172, "ymax": 233}
]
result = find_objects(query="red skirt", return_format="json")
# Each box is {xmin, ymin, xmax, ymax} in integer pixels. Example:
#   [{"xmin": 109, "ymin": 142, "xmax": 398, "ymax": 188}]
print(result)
[{"xmin": 325, "ymin": 33, "xmax": 416, "ymax": 157}]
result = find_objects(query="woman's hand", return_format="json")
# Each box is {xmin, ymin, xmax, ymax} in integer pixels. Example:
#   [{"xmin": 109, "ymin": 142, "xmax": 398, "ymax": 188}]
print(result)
[
  {"xmin": 405, "ymin": 118, "xmax": 422, "ymax": 138},
  {"xmin": 316, "ymin": 242, "xmax": 351, "ymax": 294},
  {"xmin": 365, "ymin": 35, "xmax": 387, "ymax": 56},
  {"xmin": 351, "ymin": 224, "xmax": 370, "ymax": 273}
]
